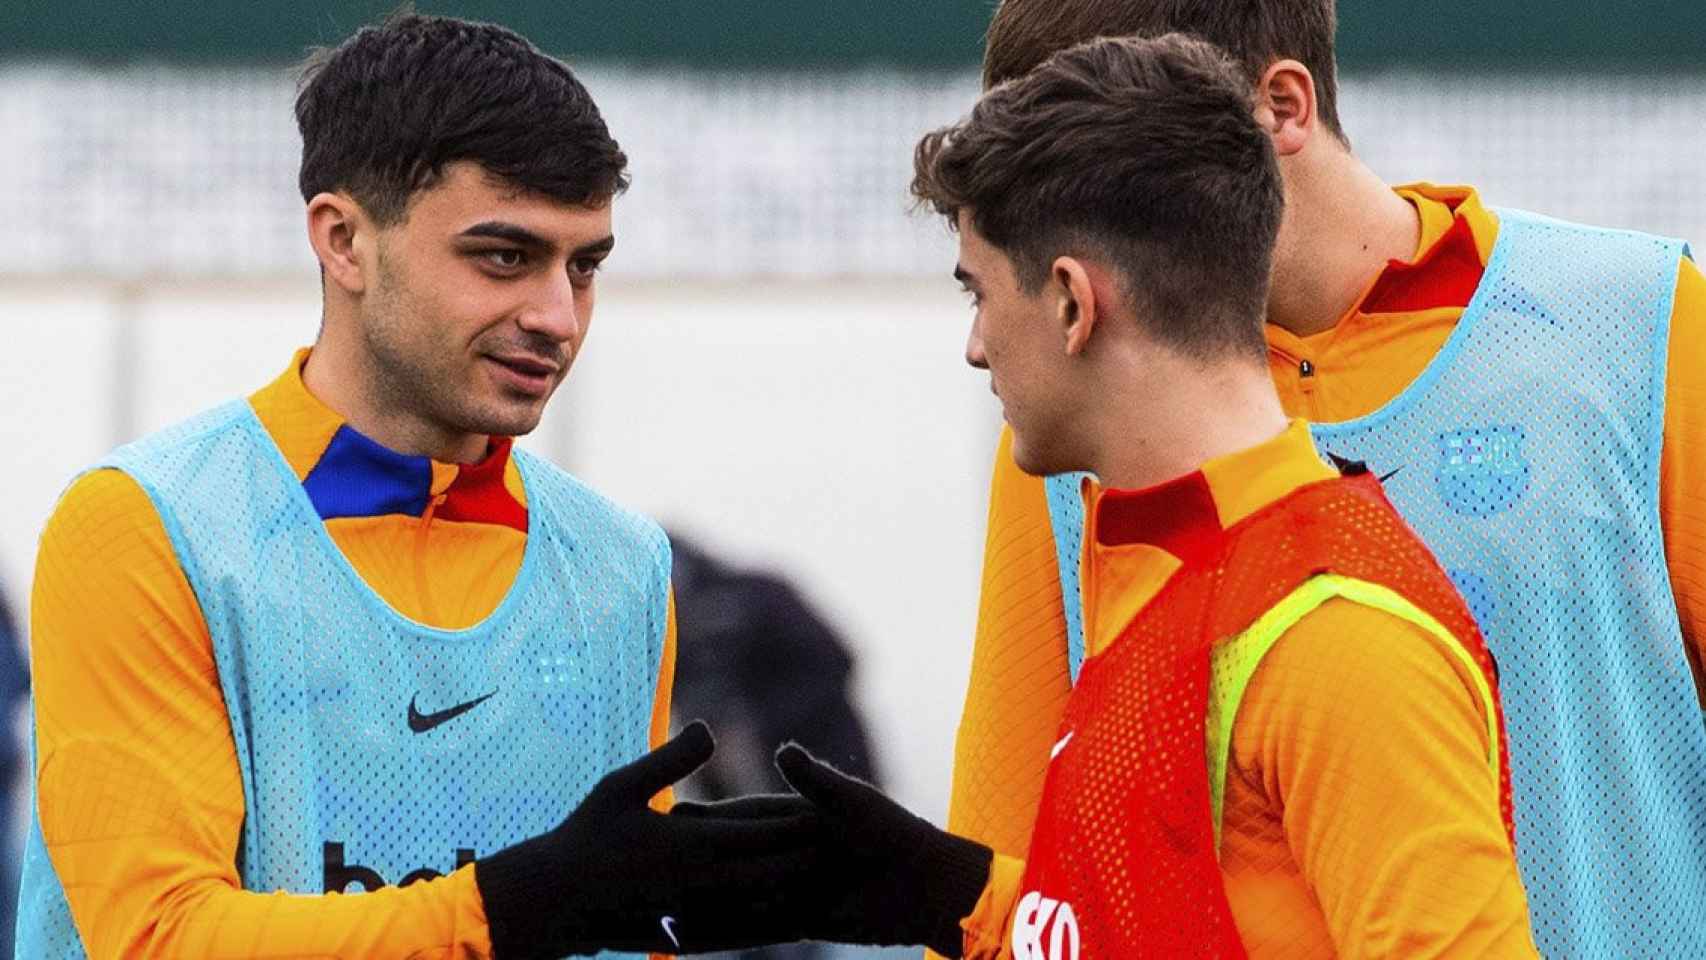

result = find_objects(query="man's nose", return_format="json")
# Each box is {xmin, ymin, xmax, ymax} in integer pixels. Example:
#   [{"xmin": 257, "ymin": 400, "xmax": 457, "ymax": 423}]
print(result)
[
  {"xmin": 516, "ymin": 274, "xmax": 581, "ymax": 343},
  {"xmin": 965, "ymin": 327, "xmax": 989, "ymax": 370}
]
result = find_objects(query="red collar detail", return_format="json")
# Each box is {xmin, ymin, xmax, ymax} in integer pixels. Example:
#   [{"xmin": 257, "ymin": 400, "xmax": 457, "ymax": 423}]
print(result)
[
  {"xmin": 1094, "ymin": 471, "xmax": 1224, "ymax": 568},
  {"xmin": 437, "ymin": 436, "xmax": 529, "ymax": 533},
  {"xmin": 1361, "ymin": 214, "xmax": 1486, "ymax": 315}
]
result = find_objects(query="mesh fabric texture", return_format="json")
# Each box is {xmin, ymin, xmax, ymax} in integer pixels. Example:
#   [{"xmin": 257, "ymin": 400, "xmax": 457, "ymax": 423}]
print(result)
[
  {"xmin": 1046, "ymin": 207, "xmax": 1705, "ymax": 958},
  {"xmin": 1044, "ymin": 473, "xmax": 1091, "ymax": 683},
  {"xmin": 17, "ymin": 400, "xmax": 671, "ymax": 960},
  {"xmin": 1309, "ymin": 208, "xmax": 1706, "ymax": 957},
  {"xmin": 1020, "ymin": 472, "xmax": 1509, "ymax": 959}
]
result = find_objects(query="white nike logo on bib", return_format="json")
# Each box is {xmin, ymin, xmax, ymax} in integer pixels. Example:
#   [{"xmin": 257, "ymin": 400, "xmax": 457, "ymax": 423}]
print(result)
[{"xmin": 661, "ymin": 916, "xmax": 681, "ymax": 949}]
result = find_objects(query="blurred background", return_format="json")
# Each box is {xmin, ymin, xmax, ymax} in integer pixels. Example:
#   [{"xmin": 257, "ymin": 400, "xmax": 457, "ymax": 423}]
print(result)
[{"xmin": 0, "ymin": 0, "xmax": 1703, "ymax": 953}]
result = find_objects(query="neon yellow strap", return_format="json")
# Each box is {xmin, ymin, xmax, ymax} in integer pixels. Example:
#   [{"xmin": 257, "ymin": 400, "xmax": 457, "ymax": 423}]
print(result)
[{"xmin": 1205, "ymin": 575, "xmax": 1500, "ymax": 850}]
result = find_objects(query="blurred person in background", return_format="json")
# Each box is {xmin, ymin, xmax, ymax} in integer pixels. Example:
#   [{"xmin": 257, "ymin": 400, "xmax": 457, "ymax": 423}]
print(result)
[
  {"xmin": 669, "ymin": 533, "xmax": 880, "ymax": 960},
  {"xmin": 670, "ymin": 533, "xmax": 878, "ymax": 802},
  {"xmin": 949, "ymin": 1, "xmax": 1706, "ymax": 957},
  {"xmin": 16, "ymin": 13, "xmax": 827, "ymax": 959}
]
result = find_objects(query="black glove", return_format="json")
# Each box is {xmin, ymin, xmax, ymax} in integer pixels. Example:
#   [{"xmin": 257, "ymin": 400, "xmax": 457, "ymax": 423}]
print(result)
[
  {"xmin": 771, "ymin": 743, "xmax": 995, "ymax": 957},
  {"xmin": 476, "ymin": 721, "xmax": 825, "ymax": 959}
]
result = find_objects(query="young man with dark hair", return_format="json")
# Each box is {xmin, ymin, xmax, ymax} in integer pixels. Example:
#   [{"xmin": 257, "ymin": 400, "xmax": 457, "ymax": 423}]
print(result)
[
  {"xmin": 951, "ymin": 3, "xmax": 1706, "ymax": 956},
  {"xmin": 18, "ymin": 14, "xmax": 821, "ymax": 959},
  {"xmin": 732, "ymin": 32, "xmax": 1535, "ymax": 959}
]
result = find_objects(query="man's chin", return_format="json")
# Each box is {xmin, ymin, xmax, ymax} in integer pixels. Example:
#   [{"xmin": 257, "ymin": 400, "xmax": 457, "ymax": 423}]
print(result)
[
  {"xmin": 459, "ymin": 400, "xmax": 548, "ymax": 442},
  {"xmin": 1003, "ymin": 429, "xmax": 1085, "ymax": 477},
  {"xmin": 484, "ymin": 413, "xmax": 545, "ymax": 439},
  {"xmin": 1009, "ymin": 433, "xmax": 1071, "ymax": 479}
]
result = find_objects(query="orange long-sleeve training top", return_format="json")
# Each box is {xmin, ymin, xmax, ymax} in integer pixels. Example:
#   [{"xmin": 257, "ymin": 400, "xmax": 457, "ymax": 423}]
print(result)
[
  {"xmin": 29, "ymin": 349, "xmax": 678, "ymax": 959},
  {"xmin": 957, "ymin": 421, "xmax": 1537, "ymax": 958},
  {"xmin": 947, "ymin": 183, "xmax": 1706, "ymax": 928}
]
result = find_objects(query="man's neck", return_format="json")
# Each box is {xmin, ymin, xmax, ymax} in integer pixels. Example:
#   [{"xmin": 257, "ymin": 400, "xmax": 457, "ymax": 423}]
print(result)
[
  {"xmin": 1266, "ymin": 149, "xmax": 1420, "ymax": 338},
  {"xmin": 301, "ymin": 328, "xmax": 489, "ymax": 464},
  {"xmin": 1086, "ymin": 355, "xmax": 1290, "ymax": 492}
]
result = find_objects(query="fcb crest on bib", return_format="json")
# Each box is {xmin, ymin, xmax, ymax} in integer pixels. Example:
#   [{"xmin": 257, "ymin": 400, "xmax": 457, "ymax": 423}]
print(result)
[{"xmin": 1434, "ymin": 425, "xmax": 1530, "ymax": 519}]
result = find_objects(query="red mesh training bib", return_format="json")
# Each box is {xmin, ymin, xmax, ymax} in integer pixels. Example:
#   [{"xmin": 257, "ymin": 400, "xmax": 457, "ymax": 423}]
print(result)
[{"xmin": 1014, "ymin": 471, "xmax": 1513, "ymax": 959}]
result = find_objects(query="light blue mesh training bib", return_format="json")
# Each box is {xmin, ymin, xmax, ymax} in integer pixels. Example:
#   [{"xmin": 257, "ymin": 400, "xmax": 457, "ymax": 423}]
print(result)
[
  {"xmin": 18, "ymin": 400, "xmax": 670, "ymax": 959},
  {"xmin": 1044, "ymin": 471, "xmax": 1092, "ymax": 684},
  {"xmin": 1048, "ymin": 207, "xmax": 1706, "ymax": 957}
]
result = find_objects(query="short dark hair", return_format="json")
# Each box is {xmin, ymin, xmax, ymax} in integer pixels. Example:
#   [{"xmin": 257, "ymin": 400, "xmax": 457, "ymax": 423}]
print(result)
[
  {"xmin": 984, "ymin": 0, "xmax": 1346, "ymax": 144},
  {"xmin": 913, "ymin": 34, "xmax": 1284, "ymax": 360},
  {"xmin": 296, "ymin": 13, "xmax": 629, "ymax": 225}
]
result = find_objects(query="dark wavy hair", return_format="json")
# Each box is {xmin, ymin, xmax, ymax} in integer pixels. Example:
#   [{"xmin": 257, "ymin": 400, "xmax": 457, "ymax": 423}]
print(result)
[
  {"xmin": 296, "ymin": 13, "xmax": 629, "ymax": 225},
  {"xmin": 914, "ymin": 34, "xmax": 1285, "ymax": 360}
]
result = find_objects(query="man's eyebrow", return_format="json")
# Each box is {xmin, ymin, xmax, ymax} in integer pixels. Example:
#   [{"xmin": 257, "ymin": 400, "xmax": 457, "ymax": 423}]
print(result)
[
  {"xmin": 953, "ymin": 265, "xmax": 976, "ymax": 286},
  {"xmin": 573, "ymin": 235, "xmax": 616, "ymax": 257},
  {"xmin": 458, "ymin": 221, "xmax": 550, "ymax": 247}
]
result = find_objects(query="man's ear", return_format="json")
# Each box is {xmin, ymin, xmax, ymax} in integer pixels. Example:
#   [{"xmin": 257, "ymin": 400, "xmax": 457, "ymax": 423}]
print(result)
[
  {"xmin": 306, "ymin": 192, "xmax": 373, "ymax": 296},
  {"xmin": 1053, "ymin": 256, "xmax": 1098, "ymax": 357},
  {"xmin": 1251, "ymin": 59, "xmax": 1316, "ymax": 158}
]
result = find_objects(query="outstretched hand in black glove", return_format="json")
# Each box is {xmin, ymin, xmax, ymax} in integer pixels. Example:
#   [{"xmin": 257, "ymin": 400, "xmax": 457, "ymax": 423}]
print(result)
[
  {"xmin": 676, "ymin": 743, "xmax": 995, "ymax": 958},
  {"xmin": 476, "ymin": 721, "xmax": 825, "ymax": 959}
]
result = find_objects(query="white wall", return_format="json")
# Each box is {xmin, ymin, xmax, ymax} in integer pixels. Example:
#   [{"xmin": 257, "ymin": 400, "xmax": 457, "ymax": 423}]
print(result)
[
  {"xmin": 1, "ymin": 285, "xmax": 124, "ymax": 591},
  {"xmin": 9, "ymin": 66, "xmax": 1704, "ymax": 283},
  {"xmin": 558, "ymin": 279, "xmax": 994, "ymax": 816},
  {"xmin": 0, "ymin": 275, "xmax": 997, "ymax": 818}
]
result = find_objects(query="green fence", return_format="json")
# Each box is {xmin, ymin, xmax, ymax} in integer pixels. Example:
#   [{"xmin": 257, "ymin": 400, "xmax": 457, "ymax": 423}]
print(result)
[{"xmin": 5, "ymin": 0, "xmax": 1705, "ymax": 69}]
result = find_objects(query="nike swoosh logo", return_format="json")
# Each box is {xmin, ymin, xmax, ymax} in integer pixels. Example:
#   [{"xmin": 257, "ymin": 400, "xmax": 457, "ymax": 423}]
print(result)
[
  {"xmin": 661, "ymin": 916, "xmax": 681, "ymax": 949},
  {"xmin": 1325, "ymin": 451, "xmax": 1361, "ymax": 474},
  {"xmin": 407, "ymin": 691, "xmax": 498, "ymax": 734},
  {"xmin": 1051, "ymin": 732, "xmax": 1074, "ymax": 761}
]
